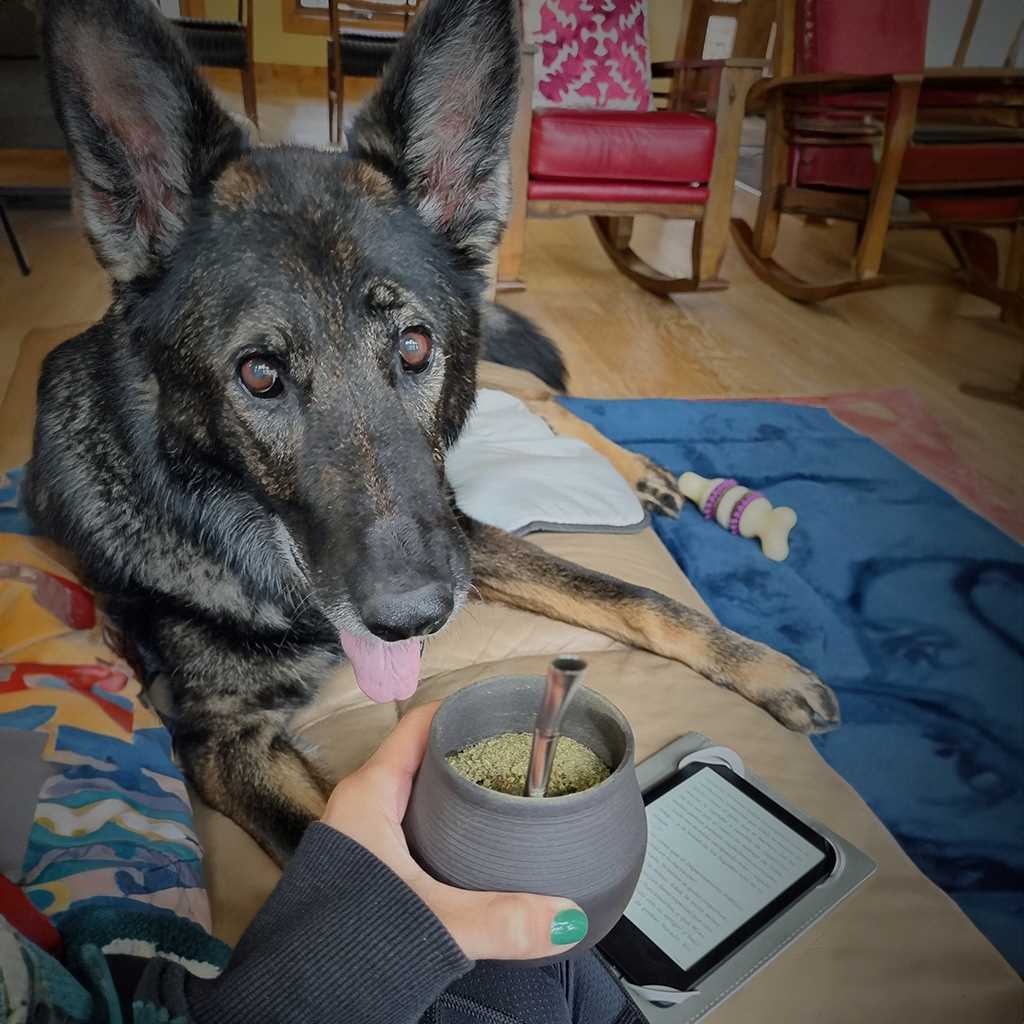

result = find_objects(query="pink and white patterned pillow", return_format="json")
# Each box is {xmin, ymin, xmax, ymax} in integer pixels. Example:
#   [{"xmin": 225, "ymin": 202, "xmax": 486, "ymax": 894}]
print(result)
[{"xmin": 523, "ymin": 0, "xmax": 654, "ymax": 111}]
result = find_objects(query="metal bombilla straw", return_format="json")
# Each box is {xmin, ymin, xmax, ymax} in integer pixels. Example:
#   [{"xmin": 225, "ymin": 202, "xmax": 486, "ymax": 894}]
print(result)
[{"xmin": 524, "ymin": 656, "xmax": 588, "ymax": 797}]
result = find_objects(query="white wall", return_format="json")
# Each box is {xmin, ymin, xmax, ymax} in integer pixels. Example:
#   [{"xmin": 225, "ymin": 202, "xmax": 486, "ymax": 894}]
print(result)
[{"xmin": 927, "ymin": 0, "xmax": 1022, "ymax": 66}]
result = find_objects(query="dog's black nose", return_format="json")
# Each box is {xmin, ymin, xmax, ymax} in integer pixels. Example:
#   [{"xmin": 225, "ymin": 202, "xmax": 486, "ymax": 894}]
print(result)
[{"xmin": 361, "ymin": 583, "xmax": 454, "ymax": 643}]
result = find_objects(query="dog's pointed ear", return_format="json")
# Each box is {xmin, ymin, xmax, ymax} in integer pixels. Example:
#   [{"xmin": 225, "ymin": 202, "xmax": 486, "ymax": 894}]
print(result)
[
  {"xmin": 347, "ymin": 0, "xmax": 520, "ymax": 271},
  {"xmin": 43, "ymin": 0, "xmax": 245, "ymax": 282}
]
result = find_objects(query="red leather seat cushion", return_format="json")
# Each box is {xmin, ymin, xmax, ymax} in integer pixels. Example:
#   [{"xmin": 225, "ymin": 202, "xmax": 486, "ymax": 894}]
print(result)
[
  {"xmin": 527, "ymin": 179, "xmax": 709, "ymax": 204},
  {"xmin": 529, "ymin": 110, "xmax": 716, "ymax": 186},
  {"xmin": 794, "ymin": 143, "xmax": 1024, "ymax": 190}
]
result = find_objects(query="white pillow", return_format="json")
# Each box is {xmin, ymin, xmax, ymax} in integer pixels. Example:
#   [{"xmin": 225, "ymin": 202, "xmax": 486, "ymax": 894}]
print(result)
[{"xmin": 446, "ymin": 389, "xmax": 647, "ymax": 536}]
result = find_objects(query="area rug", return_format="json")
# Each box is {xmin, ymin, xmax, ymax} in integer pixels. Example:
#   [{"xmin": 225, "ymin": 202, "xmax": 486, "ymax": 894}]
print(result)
[{"xmin": 561, "ymin": 391, "xmax": 1024, "ymax": 972}]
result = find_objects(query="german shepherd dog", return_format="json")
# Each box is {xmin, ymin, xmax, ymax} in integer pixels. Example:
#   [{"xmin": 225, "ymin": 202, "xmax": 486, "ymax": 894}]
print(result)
[{"xmin": 28, "ymin": 0, "xmax": 839, "ymax": 865}]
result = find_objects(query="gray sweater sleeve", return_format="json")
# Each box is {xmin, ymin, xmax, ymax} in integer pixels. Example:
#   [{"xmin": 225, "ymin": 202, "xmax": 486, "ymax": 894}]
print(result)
[{"xmin": 138, "ymin": 823, "xmax": 473, "ymax": 1024}]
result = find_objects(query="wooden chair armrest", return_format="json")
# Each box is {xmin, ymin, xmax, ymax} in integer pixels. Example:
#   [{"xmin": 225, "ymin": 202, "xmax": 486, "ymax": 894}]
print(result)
[
  {"xmin": 651, "ymin": 57, "xmax": 769, "ymax": 76},
  {"xmin": 750, "ymin": 68, "xmax": 1024, "ymax": 111},
  {"xmin": 918, "ymin": 66, "xmax": 1024, "ymax": 86},
  {"xmin": 750, "ymin": 71, "xmax": 912, "ymax": 104}
]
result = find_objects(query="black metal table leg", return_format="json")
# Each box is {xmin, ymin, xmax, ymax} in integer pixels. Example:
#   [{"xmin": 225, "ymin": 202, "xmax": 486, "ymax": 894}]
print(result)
[{"xmin": 0, "ymin": 202, "xmax": 31, "ymax": 276}]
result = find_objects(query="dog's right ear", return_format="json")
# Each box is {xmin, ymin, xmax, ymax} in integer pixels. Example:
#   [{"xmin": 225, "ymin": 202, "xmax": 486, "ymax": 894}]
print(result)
[
  {"xmin": 43, "ymin": 0, "xmax": 244, "ymax": 282},
  {"xmin": 347, "ymin": 0, "xmax": 520, "ymax": 272}
]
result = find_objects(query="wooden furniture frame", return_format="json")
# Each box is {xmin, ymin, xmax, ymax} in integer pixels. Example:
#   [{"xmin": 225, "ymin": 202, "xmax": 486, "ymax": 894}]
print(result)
[
  {"xmin": 174, "ymin": 1, "xmax": 256, "ymax": 126},
  {"xmin": 240, "ymin": 0, "xmax": 256, "ymax": 127},
  {"xmin": 497, "ymin": 1, "xmax": 775, "ymax": 295},
  {"xmin": 327, "ymin": 0, "xmax": 417, "ymax": 144},
  {"xmin": 730, "ymin": 1, "xmax": 1024, "ymax": 322}
]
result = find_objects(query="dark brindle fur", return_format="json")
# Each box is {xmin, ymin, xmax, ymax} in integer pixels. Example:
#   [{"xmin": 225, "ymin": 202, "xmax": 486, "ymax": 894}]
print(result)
[{"xmin": 29, "ymin": 0, "xmax": 839, "ymax": 865}]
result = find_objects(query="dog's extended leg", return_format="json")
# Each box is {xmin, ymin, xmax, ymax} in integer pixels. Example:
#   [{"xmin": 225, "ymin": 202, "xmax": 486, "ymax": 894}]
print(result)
[
  {"xmin": 155, "ymin": 618, "xmax": 338, "ymax": 866},
  {"xmin": 174, "ymin": 707, "xmax": 332, "ymax": 866},
  {"xmin": 464, "ymin": 517, "xmax": 839, "ymax": 733},
  {"xmin": 522, "ymin": 397, "xmax": 683, "ymax": 518},
  {"xmin": 174, "ymin": 708, "xmax": 329, "ymax": 868}
]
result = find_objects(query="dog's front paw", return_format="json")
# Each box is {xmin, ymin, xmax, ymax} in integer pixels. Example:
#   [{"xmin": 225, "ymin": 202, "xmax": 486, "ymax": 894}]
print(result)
[
  {"xmin": 632, "ymin": 457, "xmax": 683, "ymax": 518},
  {"xmin": 756, "ymin": 665, "xmax": 841, "ymax": 734}
]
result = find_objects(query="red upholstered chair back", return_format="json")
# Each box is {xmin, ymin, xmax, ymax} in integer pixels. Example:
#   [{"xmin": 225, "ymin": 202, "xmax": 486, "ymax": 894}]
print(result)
[
  {"xmin": 794, "ymin": 0, "xmax": 930, "ymax": 75},
  {"xmin": 788, "ymin": 0, "xmax": 932, "ymax": 190}
]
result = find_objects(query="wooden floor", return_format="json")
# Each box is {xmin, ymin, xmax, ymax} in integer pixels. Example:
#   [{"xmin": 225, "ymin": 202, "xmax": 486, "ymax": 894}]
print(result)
[{"xmin": 2, "ymin": 69, "xmax": 1022, "ymax": 517}]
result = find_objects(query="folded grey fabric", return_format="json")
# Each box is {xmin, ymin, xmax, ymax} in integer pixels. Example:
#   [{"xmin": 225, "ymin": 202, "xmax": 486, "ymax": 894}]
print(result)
[{"xmin": 447, "ymin": 390, "xmax": 647, "ymax": 537}]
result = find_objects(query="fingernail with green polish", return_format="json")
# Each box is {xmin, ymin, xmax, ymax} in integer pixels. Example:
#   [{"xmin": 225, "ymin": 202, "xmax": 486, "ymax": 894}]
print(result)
[{"xmin": 551, "ymin": 908, "xmax": 588, "ymax": 946}]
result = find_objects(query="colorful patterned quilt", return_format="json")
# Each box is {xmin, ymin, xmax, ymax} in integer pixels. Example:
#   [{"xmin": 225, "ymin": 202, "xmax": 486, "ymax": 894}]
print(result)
[{"xmin": 0, "ymin": 467, "xmax": 212, "ymax": 942}]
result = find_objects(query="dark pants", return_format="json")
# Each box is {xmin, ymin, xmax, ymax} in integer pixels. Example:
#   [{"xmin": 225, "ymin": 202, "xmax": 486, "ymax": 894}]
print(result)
[{"xmin": 422, "ymin": 953, "xmax": 644, "ymax": 1024}]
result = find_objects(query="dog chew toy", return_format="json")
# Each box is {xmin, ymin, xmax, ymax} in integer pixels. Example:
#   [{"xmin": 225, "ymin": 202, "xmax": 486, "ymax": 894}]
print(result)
[{"xmin": 679, "ymin": 472, "xmax": 797, "ymax": 562}]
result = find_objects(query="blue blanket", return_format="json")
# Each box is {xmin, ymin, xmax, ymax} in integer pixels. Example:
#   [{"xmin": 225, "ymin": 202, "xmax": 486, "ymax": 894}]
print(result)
[{"xmin": 562, "ymin": 397, "xmax": 1024, "ymax": 972}]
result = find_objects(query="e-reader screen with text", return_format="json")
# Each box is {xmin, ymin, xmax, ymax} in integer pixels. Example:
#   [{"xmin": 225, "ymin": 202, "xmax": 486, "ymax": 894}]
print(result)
[{"xmin": 623, "ymin": 765, "xmax": 829, "ymax": 974}]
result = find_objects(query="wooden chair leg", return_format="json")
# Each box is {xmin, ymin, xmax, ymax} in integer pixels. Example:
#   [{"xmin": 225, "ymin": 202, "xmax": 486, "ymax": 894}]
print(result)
[
  {"xmin": 698, "ymin": 64, "xmax": 761, "ymax": 281},
  {"xmin": 752, "ymin": 93, "xmax": 787, "ymax": 259},
  {"xmin": 328, "ymin": 90, "xmax": 335, "ymax": 145},
  {"xmin": 496, "ymin": 42, "xmax": 535, "ymax": 291},
  {"xmin": 691, "ymin": 220, "xmax": 704, "ymax": 278},
  {"xmin": 495, "ymin": 213, "xmax": 526, "ymax": 290},
  {"xmin": 854, "ymin": 78, "xmax": 921, "ymax": 280},
  {"xmin": 241, "ymin": 65, "xmax": 258, "ymax": 128},
  {"xmin": 943, "ymin": 228, "xmax": 999, "ymax": 282},
  {"xmin": 604, "ymin": 217, "xmax": 634, "ymax": 252},
  {"xmin": 1002, "ymin": 224, "xmax": 1024, "ymax": 328}
]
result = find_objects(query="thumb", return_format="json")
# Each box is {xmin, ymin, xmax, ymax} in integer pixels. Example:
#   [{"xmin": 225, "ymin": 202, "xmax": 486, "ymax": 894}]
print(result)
[{"xmin": 429, "ymin": 886, "xmax": 589, "ymax": 961}]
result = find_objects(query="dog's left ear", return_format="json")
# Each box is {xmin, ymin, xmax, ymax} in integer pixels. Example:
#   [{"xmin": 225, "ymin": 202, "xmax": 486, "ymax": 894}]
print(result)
[
  {"xmin": 348, "ymin": 0, "xmax": 519, "ymax": 271},
  {"xmin": 43, "ymin": 0, "xmax": 244, "ymax": 282}
]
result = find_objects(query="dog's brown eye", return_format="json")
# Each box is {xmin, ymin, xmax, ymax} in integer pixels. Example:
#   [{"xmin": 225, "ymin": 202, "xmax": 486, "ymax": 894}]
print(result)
[
  {"xmin": 398, "ymin": 329, "xmax": 432, "ymax": 373},
  {"xmin": 239, "ymin": 356, "xmax": 283, "ymax": 398}
]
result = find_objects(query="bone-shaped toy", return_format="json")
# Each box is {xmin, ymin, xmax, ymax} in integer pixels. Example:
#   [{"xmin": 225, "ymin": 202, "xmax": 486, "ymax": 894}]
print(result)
[{"xmin": 678, "ymin": 472, "xmax": 797, "ymax": 562}]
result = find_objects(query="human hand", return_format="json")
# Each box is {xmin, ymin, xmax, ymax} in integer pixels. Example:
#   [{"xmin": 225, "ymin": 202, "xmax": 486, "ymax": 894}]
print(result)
[{"xmin": 321, "ymin": 703, "xmax": 589, "ymax": 960}]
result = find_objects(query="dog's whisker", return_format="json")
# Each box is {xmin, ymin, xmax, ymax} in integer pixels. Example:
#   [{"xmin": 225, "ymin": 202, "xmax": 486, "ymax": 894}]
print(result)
[{"xmin": 275, "ymin": 589, "xmax": 316, "ymax": 653}]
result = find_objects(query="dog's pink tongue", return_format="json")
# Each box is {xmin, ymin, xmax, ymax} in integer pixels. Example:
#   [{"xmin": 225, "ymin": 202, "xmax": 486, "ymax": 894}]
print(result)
[{"xmin": 340, "ymin": 631, "xmax": 422, "ymax": 703}]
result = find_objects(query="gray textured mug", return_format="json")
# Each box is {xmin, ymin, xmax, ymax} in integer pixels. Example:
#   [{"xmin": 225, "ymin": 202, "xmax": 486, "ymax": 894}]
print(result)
[{"xmin": 403, "ymin": 675, "xmax": 647, "ymax": 966}]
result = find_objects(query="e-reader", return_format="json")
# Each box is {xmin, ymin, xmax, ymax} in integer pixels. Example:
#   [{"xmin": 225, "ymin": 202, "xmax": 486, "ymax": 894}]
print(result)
[{"xmin": 599, "ymin": 761, "xmax": 838, "ymax": 991}]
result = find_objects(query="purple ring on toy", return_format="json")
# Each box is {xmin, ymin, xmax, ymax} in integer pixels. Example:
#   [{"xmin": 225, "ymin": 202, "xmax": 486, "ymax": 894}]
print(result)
[
  {"xmin": 702, "ymin": 479, "xmax": 737, "ymax": 520},
  {"xmin": 729, "ymin": 490, "xmax": 764, "ymax": 535}
]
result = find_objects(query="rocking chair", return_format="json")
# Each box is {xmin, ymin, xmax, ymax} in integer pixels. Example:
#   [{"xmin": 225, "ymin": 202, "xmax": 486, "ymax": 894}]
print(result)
[
  {"xmin": 497, "ymin": 0, "xmax": 775, "ymax": 296},
  {"xmin": 731, "ymin": 0, "xmax": 1024, "ymax": 331}
]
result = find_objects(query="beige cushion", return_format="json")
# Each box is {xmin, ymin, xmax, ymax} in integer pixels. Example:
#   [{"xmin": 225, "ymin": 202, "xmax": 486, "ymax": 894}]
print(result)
[
  {"xmin": 197, "ymin": 525, "xmax": 1022, "ymax": 1023},
  {"xmin": 202, "ymin": 639, "xmax": 1023, "ymax": 1023},
  {"xmin": 4, "ymin": 329, "xmax": 1020, "ymax": 1020}
]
